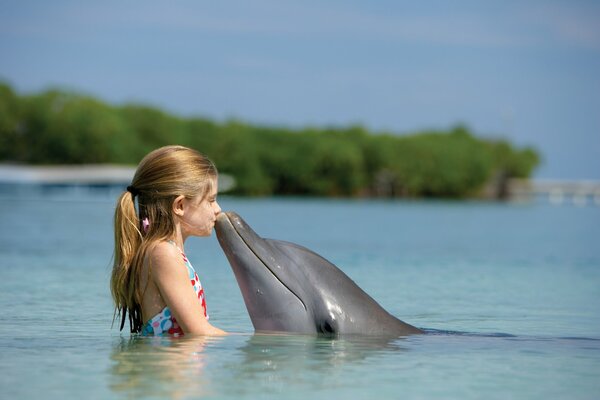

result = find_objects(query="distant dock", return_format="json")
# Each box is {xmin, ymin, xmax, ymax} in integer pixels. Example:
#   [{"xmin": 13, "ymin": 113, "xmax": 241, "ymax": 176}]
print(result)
[
  {"xmin": 0, "ymin": 164, "xmax": 235, "ymax": 192},
  {"xmin": 508, "ymin": 178, "xmax": 600, "ymax": 206},
  {"xmin": 0, "ymin": 164, "xmax": 136, "ymax": 185}
]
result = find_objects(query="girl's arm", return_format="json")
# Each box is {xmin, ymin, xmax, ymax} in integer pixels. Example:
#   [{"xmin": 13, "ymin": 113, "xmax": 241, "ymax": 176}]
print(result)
[{"xmin": 149, "ymin": 242, "xmax": 227, "ymax": 336}]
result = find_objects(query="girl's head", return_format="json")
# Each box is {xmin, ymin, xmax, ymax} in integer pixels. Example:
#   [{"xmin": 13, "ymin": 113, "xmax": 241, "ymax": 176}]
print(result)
[
  {"xmin": 111, "ymin": 145, "xmax": 219, "ymax": 332},
  {"xmin": 124, "ymin": 145, "xmax": 219, "ymax": 239}
]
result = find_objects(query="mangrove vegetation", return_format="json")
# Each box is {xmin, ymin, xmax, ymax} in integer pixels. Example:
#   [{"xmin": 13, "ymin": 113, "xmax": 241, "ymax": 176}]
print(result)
[{"xmin": 0, "ymin": 82, "xmax": 540, "ymax": 198}]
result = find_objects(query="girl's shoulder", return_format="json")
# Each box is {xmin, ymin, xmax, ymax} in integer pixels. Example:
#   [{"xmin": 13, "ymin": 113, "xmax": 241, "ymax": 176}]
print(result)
[
  {"xmin": 145, "ymin": 240, "xmax": 184, "ymax": 273},
  {"xmin": 148, "ymin": 240, "xmax": 178, "ymax": 254}
]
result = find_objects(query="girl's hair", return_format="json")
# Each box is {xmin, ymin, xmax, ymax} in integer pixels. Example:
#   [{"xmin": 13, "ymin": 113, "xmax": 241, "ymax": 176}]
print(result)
[{"xmin": 111, "ymin": 145, "xmax": 218, "ymax": 333}]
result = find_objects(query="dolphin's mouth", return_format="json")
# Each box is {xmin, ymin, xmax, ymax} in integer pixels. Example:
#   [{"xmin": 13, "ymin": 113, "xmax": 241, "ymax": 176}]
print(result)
[{"xmin": 219, "ymin": 212, "xmax": 307, "ymax": 311}]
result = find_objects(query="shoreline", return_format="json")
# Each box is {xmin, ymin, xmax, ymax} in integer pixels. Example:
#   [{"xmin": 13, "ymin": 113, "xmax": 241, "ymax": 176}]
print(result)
[{"xmin": 1, "ymin": 164, "xmax": 598, "ymax": 205}]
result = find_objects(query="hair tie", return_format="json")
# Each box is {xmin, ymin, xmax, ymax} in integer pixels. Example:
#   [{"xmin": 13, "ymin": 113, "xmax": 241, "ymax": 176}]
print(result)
[
  {"xmin": 142, "ymin": 218, "xmax": 150, "ymax": 233},
  {"xmin": 126, "ymin": 185, "xmax": 140, "ymax": 197}
]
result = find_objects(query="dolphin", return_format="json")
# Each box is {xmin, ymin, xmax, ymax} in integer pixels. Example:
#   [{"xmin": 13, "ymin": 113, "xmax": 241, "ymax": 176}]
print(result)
[{"xmin": 215, "ymin": 211, "xmax": 423, "ymax": 336}]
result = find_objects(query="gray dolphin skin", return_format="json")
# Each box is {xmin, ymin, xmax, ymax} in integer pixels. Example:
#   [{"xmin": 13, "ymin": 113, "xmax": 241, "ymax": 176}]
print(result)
[{"xmin": 215, "ymin": 212, "xmax": 423, "ymax": 336}]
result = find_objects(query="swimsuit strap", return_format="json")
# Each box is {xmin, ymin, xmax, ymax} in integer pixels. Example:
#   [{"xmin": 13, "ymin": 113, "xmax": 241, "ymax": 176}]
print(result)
[{"xmin": 167, "ymin": 239, "xmax": 185, "ymax": 255}]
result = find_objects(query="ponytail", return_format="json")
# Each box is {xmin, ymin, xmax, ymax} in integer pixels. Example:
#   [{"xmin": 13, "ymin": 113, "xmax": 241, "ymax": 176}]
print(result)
[{"xmin": 111, "ymin": 190, "xmax": 143, "ymax": 333}]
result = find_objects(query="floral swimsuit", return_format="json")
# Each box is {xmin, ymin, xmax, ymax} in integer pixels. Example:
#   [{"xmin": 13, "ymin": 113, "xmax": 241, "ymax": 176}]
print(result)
[{"xmin": 142, "ymin": 241, "xmax": 208, "ymax": 336}]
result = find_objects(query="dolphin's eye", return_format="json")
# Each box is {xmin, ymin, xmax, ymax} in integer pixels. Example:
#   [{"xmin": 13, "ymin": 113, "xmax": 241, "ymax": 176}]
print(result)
[{"xmin": 319, "ymin": 320, "xmax": 336, "ymax": 335}]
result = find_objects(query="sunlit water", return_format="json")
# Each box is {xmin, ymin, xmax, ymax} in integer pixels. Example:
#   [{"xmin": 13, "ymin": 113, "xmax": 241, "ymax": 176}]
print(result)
[{"xmin": 0, "ymin": 186, "xmax": 599, "ymax": 399}]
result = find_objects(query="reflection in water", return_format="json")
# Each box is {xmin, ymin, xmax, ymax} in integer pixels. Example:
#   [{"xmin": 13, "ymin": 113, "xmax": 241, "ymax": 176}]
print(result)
[
  {"xmin": 225, "ymin": 334, "xmax": 409, "ymax": 396},
  {"xmin": 109, "ymin": 333, "xmax": 409, "ymax": 399},
  {"xmin": 109, "ymin": 335, "xmax": 219, "ymax": 399}
]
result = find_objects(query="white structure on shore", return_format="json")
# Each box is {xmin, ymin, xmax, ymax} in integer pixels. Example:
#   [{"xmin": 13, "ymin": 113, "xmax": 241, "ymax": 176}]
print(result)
[
  {"xmin": 0, "ymin": 164, "xmax": 136, "ymax": 184},
  {"xmin": 508, "ymin": 178, "xmax": 600, "ymax": 206},
  {"xmin": 0, "ymin": 164, "xmax": 236, "ymax": 192}
]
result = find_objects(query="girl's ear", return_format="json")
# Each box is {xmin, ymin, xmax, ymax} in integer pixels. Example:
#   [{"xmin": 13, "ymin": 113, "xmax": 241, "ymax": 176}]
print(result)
[{"xmin": 172, "ymin": 195, "xmax": 186, "ymax": 217}]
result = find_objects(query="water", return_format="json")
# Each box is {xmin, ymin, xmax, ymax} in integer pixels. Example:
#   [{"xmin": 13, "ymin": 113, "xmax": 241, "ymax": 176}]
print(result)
[{"xmin": 1, "ymin": 187, "xmax": 599, "ymax": 399}]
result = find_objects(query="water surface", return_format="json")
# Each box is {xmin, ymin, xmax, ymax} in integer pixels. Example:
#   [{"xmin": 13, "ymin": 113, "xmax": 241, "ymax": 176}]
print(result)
[{"xmin": 0, "ymin": 187, "xmax": 598, "ymax": 399}]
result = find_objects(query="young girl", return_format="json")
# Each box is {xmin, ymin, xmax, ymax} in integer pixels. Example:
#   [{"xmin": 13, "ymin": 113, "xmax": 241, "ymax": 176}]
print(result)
[{"xmin": 111, "ymin": 145, "xmax": 227, "ymax": 336}]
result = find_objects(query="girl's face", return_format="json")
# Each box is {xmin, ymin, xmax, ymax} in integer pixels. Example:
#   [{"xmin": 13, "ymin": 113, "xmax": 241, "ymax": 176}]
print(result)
[{"xmin": 180, "ymin": 181, "xmax": 221, "ymax": 238}]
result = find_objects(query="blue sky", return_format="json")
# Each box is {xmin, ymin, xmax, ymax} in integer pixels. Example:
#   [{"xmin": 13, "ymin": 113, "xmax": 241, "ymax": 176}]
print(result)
[{"xmin": 1, "ymin": 0, "xmax": 598, "ymax": 179}]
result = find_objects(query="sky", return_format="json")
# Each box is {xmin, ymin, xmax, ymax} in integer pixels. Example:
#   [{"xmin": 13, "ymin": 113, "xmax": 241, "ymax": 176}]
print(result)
[{"xmin": 1, "ymin": 0, "xmax": 599, "ymax": 179}]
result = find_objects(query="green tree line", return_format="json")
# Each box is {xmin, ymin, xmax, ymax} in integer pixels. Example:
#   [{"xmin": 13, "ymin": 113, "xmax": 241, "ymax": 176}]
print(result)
[{"xmin": 0, "ymin": 82, "xmax": 539, "ymax": 198}]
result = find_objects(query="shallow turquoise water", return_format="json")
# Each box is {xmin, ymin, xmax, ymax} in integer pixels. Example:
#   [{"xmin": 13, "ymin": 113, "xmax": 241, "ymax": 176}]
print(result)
[{"xmin": 0, "ymin": 187, "xmax": 599, "ymax": 399}]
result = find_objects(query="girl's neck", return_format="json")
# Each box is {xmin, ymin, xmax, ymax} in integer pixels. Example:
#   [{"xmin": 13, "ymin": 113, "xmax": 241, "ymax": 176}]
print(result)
[{"xmin": 171, "ymin": 224, "xmax": 186, "ymax": 253}]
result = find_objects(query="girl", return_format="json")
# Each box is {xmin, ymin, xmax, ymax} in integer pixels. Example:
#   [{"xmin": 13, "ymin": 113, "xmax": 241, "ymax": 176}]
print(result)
[{"xmin": 111, "ymin": 145, "xmax": 226, "ymax": 336}]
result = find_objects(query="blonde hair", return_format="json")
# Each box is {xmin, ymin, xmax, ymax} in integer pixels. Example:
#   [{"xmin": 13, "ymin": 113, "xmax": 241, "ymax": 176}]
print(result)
[{"xmin": 111, "ymin": 145, "xmax": 218, "ymax": 333}]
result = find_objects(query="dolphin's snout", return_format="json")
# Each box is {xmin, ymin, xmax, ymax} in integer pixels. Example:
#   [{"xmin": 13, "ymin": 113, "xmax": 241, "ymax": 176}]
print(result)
[
  {"xmin": 216, "ymin": 211, "xmax": 243, "ymax": 231},
  {"xmin": 216, "ymin": 212, "xmax": 230, "ymax": 224},
  {"xmin": 216, "ymin": 211, "xmax": 243, "ymax": 226},
  {"xmin": 215, "ymin": 211, "xmax": 260, "ymax": 245},
  {"xmin": 215, "ymin": 212, "xmax": 230, "ymax": 233},
  {"xmin": 217, "ymin": 211, "xmax": 237, "ymax": 221}
]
